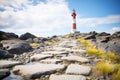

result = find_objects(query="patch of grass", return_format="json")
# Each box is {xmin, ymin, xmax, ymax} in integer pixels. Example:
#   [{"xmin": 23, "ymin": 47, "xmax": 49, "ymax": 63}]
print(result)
[
  {"xmin": 87, "ymin": 47, "xmax": 107, "ymax": 58},
  {"xmin": 115, "ymin": 55, "xmax": 120, "ymax": 63},
  {"xmin": 45, "ymin": 41, "xmax": 55, "ymax": 45},
  {"xmin": 113, "ymin": 67, "xmax": 120, "ymax": 80},
  {"xmin": 107, "ymin": 52, "xmax": 116, "ymax": 61},
  {"xmin": 77, "ymin": 38, "xmax": 94, "ymax": 47},
  {"xmin": 95, "ymin": 61, "xmax": 115, "ymax": 75},
  {"xmin": 30, "ymin": 43, "xmax": 40, "ymax": 47}
]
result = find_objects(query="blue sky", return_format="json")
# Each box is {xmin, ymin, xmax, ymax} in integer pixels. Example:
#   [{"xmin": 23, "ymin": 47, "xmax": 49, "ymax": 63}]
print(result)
[
  {"xmin": 68, "ymin": 0, "xmax": 120, "ymax": 17},
  {"xmin": 0, "ymin": 0, "xmax": 120, "ymax": 36}
]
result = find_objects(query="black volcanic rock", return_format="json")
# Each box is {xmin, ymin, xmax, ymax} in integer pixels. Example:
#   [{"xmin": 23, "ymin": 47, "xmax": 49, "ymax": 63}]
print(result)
[
  {"xmin": 0, "ymin": 31, "xmax": 18, "ymax": 41},
  {"xmin": 96, "ymin": 39, "xmax": 120, "ymax": 55},
  {"xmin": 89, "ymin": 31, "xmax": 98, "ymax": 35},
  {"xmin": 97, "ymin": 32, "xmax": 110, "ymax": 36},
  {"xmin": 1, "ymin": 39, "xmax": 32, "ymax": 54},
  {"xmin": 20, "ymin": 32, "xmax": 36, "ymax": 40},
  {"xmin": 84, "ymin": 34, "xmax": 96, "ymax": 40},
  {"xmin": 110, "ymin": 31, "xmax": 120, "ymax": 39},
  {"xmin": 0, "ymin": 49, "xmax": 14, "ymax": 59},
  {"xmin": 0, "ymin": 69, "xmax": 10, "ymax": 80}
]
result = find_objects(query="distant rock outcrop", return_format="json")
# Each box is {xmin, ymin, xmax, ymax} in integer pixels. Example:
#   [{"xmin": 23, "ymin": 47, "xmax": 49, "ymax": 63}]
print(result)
[
  {"xmin": 94, "ymin": 32, "xmax": 120, "ymax": 55},
  {"xmin": 20, "ymin": 32, "xmax": 36, "ymax": 40},
  {"xmin": 0, "ymin": 31, "xmax": 18, "ymax": 41},
  {"xmin": 110, "ymin": 31, "xmax": 120, "ymax": 40},
  {"xmin": 1, "ymin": 39, "xmax": 32, "ymax": 54},
  {"xmin": 97, "ymin": 32, "xmax": 110, "ymax": 36}
]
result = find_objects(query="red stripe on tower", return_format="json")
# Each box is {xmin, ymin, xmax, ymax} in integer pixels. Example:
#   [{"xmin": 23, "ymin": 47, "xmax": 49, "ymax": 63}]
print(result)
[{"xmin": 71, "ymin": 9, "xmax": 76, "ymax": 33}]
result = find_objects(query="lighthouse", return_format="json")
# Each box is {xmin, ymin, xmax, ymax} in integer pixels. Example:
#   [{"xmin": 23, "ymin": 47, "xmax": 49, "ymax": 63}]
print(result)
[{"xmin": 71, "ymin": 9, "xmax": 76, "ymax": 33}]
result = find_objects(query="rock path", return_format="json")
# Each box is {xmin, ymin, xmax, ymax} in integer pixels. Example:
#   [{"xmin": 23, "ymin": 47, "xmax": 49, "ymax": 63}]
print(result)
[{"xmin": 2, "ymin": 39, "xmax": 93, "ymax": 80}]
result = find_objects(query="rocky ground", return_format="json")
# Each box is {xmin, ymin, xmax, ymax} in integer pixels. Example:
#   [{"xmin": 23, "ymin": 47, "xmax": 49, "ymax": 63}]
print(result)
[{"xmin": 0, "ymin": 31, "xmax": 120, "ymax": 80}]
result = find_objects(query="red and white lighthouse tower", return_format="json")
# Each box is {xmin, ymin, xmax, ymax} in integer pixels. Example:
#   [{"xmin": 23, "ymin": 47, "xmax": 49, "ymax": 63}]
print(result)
[{"xmin": 71, "ymin": 9, "xmax": 76, "ymax": 33}]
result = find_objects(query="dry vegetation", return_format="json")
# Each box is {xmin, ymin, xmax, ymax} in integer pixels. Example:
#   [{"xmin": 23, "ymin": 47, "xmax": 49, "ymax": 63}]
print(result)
[
  {"xmin": 30, "ymin": 43, "xmax": 40, "ymax": 47},
  {"xmin": 77, "ymin": 38, "xmax": 120, "ymax": 80}
]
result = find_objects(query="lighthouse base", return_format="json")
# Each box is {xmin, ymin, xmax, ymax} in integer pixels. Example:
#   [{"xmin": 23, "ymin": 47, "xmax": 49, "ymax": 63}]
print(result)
[{"xmin": 71, "ymin": 29, "xmax": 76, "ymax": 33}]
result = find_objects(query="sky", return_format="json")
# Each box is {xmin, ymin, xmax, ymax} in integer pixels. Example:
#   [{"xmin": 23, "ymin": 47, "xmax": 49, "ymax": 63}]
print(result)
[{"xmin": 0, "ymin": 0, "xmax": 120, "ymax": 37}]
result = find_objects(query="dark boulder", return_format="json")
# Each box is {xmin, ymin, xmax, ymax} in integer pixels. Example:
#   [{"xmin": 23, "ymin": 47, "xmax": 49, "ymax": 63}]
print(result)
[
  {"xmin": 7, "ymin": 43, "xmax": 32, "ymax": 54},
  {"xmin": 84, "ymin": 34, "xmax": 96, "ymax": 40},
  {"xmin": 0, "ymin": 49, "xmax": 14, "ymax": 59},
  {"xmin": 20, "ymin": 32, "xmax": 36, "ymax": 40},
  {"xmin": 0, "ymin": 43, "xmax": 3, "ymax": 49},
  {"xmin": 41, "ymin": 38, "xmax": 50, "ymax": 42},
  {"xmin": 96, "ymin": 36, "xmax": 110, "ymax": 43},
  {"xmin": 0, "ymin": 69, "xmax": 10, "ymax": 80},
  {"xmin": 1, "ymin": 40, "xmax": 32, "ymax": 54},
  {"xmin": 0, "ymin": 31, "xmax": 18, "ymax": 41},
  {"xmin": 100, "ymin": 36, "xmax": 110, "ymax": 43},
  {"xmin": 110, "ymin": 31, "xmax": 120, "ymax": 39},
  {"xmin": 89, "ymin": 31, "xmax": 98, "ymax": 35},
  {"xmin": 96, "ymin": 39, "xmax": 120, "ymax": 55},
  {"xmin": 97, "ymin": 32, "xmax": 110, "ymax": 36}
]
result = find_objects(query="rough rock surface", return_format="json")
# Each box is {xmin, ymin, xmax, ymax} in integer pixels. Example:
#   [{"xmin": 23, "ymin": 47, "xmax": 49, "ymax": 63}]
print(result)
[
  {"xmin": 0, "ymin": 69, "xmax": 10, "ymax": 80},
  {"xmin": 20, "ymin": 32, "xmax": 36, "ymax": 40},
  {"xmin": 0, "ymin": 31, "xmax": 18, "ymax": 41},
  {"xmin": 40, "ymin": 59, "xmax": 63, "ymax": 64},
  {"xmin": 0, "ymin": 49, "xmax": 14, "ymax": 59},
  {"xmin": 0, "ymin": 60, "xmax": 22, "ymax": 69},
  {"xmin": 50, "ymin": 74, "xmax": 86, "ymax": 80},
  {"xmin": 84, "ymin": 34, "xmax": 96, "ymax": 40},
  {"xmin": 68, "ymin": 49, "xmax": 86, "ymax": 54},
  {"xmin": 13, "ymin": 63, "xmax": 66, "ymax": 79},
  {"xmin": 30, "ymin": 54, "xmax": 53, "ymax": 61},
  {"xmin": 62, "ymin": 56, "xmax": 89, "ymax": 63},
  {"xmin": 8, "ymin": 43, "xmax": 32, "ymax": 54},
  {"xmin": 1, "ymin": 40, "xmax": 32, "ymax": 54},
  {"xmin": 66, "ymin": 64, "xmax": 91, "ymax": 75},
  {"xmin": 96, "ymin": 39, "xmax": 120, "ymax": 54},
  {"xmin": 41, "ymin": 51, "xmax": 68, "ymax": 55}
]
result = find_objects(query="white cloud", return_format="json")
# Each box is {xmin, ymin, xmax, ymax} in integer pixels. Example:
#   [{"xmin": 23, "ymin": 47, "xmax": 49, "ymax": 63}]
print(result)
[
  {"xmin": 0, "ymin": 0, "xmax": 120, "ymax": 36},
  {"xmin": 78, "ymin": 15, "xmax": 120, "ymax": 27},
  {"xmin": 111, "ymin": 27, "xmax": 120, "ymax": 33},
  {"xmin": 0, "ymin": 0, "xmax": 71, "ymax": 36}
]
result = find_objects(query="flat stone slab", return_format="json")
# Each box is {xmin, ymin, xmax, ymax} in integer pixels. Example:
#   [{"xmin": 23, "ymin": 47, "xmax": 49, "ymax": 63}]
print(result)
[
  {"xmin": 61, "ymin": 56, "xmax": 89, "ymax": 63},
  {"xmin": 66, "ymin": 64, "xmax": 91, "ymax": 75},
  {"xmin": 41, "ymin": 51, "xmax": 68, "ymax": 55},
  {"xmin": 50, "ymin": 74, "xmax": 86, "ymax": 80},
  {"xmin": 13, "ymin": 63, "xmax": 66, "ymax": 79},
  {"xmin": 0, "ymin": 60, "xmax": 22, "ymax": 69},
  {"xmin": 68, "ymin": 49, "xmax": 86, "ymax": 54},
  {"xmin": 40, "ymin": 59, "xmax": 63, "ymax": 64},
  {"xmin": 30, "ymin": 54, "xmax": 53, "ymax": 61}
]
